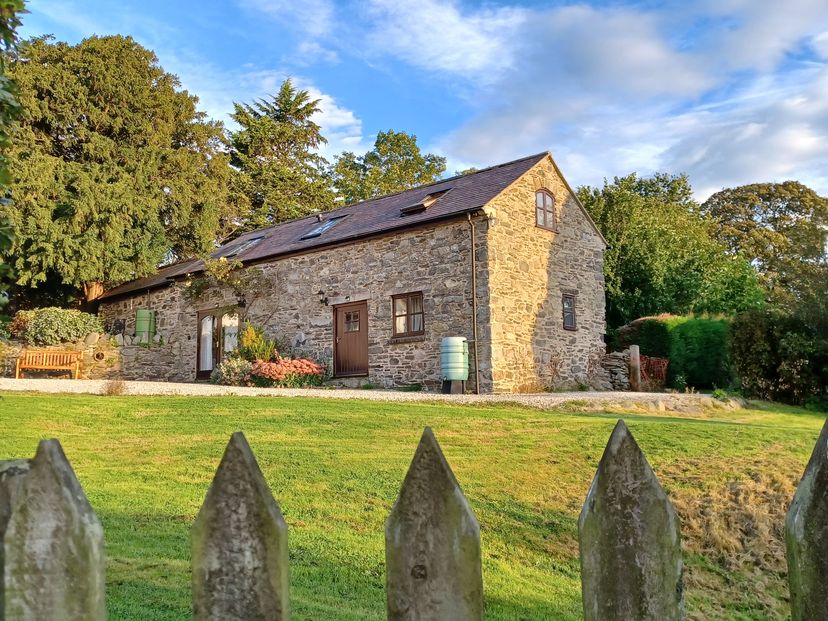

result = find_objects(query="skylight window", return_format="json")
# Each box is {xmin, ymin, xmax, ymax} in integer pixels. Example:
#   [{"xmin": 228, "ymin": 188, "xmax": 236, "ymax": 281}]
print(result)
[
  {"xmin": 221, "ymin": 236, "xmax": 264, "ymax": 259},
  {"xmin": 300, "ymin": 215, "xmax": 347, "ymax": 240},
  {"xmin": 400, "ymin": 188, "xmax": 451, "ymax": 216}
]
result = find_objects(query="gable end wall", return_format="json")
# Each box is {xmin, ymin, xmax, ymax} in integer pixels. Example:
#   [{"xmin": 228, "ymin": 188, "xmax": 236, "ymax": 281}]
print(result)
[{"xmin": 483, "ymin": 157, "xmax": 606, "ymax": 392}]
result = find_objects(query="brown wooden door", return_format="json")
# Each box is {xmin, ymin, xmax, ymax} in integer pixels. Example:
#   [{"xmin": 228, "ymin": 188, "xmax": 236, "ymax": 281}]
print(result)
[{"xmin": 334, "ymin": 301, "xmax": 368, "ymax": 377}]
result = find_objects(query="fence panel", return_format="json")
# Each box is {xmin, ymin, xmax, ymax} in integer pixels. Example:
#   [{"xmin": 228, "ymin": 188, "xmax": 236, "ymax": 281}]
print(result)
[
  {"xmin": 786, "ymin": 417, "xmax": 828, "ymax": 621},
  {"xmin": 192, "ymin": 432, "xmax": 288, "ymax": 621},
  {"xmin": 0, "ymin": 440, "xmax": 105, "ymax": 621},
  {"xmin": 579, "ymin": 420, "xmax": 684, "ymax": 621},
  {"xmin": 385, "ymin": 427, "xmax": 483, "ymax": 621}
]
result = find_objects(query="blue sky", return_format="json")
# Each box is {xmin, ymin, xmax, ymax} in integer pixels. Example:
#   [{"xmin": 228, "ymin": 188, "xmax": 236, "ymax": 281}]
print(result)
[{"xmin": 21, "ymin": 0, "xmax": 828, "ymax": 198}]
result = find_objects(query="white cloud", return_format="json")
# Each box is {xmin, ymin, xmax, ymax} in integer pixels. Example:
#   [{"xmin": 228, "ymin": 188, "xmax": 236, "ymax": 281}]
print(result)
[
  {"xmin": 662, "ymin": 66, "xmax": 828, "ymax": 198},
  {"xmin": 363, "ymin": 0, "xmax": 526, "ymax": 81},
  {"xmin": 698, "ymin": 0, "xmax": 828, "ymax": 71},
  {"xmin": 419, "ymin": 1, "xmax": 828, "ymax": 197},
  {"xmin": 293, "ymin": 41, "xmax": 340, "ymax": 66},
  {"xmin": 239, "ymin": 0, "xmax": 334, "ymax": 37}
]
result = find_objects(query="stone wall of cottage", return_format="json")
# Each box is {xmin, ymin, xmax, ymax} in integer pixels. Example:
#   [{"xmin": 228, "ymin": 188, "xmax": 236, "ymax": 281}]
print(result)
[
  {"xmin": 99, "ymin": 219, "xmax": 489, "ymax": 390},
  {"xmin": 483, "ymin": 156, "xmax": 606, "ymax": 392}
]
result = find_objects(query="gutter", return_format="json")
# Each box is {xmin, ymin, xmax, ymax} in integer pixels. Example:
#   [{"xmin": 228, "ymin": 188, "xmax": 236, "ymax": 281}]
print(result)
[{"xmin": 467, "ymin": 213, "xmax": 481, "ymax": 394}]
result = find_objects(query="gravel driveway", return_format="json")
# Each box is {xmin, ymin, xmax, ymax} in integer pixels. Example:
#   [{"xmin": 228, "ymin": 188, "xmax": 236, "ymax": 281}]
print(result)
[{"xmin": 0, "ymin": 377, "xmax": 731, "ymax": 412}]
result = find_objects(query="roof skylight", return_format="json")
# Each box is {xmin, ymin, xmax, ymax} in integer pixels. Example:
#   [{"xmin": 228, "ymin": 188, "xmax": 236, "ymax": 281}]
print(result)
[
  {"xmin": 300, "ymin": 215, "xmax": 348, "ymax": 240},
  {"xmin": 400, "ymin": 188, "xmax": 451, "ymax": 216},
  {"xmin": 220, "ymin": 235, "xmax": 264, "ymax": 259}
]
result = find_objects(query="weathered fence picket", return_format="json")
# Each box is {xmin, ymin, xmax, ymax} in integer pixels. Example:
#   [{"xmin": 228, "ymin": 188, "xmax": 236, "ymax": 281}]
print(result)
[
  {"xmin": 2, "ymin": 418, "xmax": 828, "ymax": 620},
  {"xmin": 578, "ymin": 420, "xmax": 684, "ymax": 620},
  {"xmin": 191, "ymin": 432, "xmax": 289, "ymax": 621},
  {"xmin": 385, "ymin": 427, "xmax": 483, "ymax": 621},
  {"xmin": 0, "ymin": 440, "xmax": 105, "ymax": 621},
  {"xmin": 786, "ymin": 417, "xmax": 828, "ymax": 621}
]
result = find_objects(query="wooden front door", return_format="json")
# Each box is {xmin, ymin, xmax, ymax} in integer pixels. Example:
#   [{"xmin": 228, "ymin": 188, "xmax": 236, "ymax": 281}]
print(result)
[
  {"xmin": 197, "ymin": 308, "xmax": 241, "ymax": 379},
  {"xmin": 334, "ymin": 301, "xmax": 368, "ymax": 377}
]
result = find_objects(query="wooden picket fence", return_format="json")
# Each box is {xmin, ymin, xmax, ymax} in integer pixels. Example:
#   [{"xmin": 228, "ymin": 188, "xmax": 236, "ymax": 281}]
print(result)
[{"xmin": 2, "ymin": 419, "xmax": 828, "ymax": 620}]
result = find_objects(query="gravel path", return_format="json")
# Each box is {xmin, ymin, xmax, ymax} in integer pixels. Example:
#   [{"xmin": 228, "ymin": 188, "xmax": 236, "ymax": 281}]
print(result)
[{"xmin": 0, "ymin": 377, "xmax": 727, "ymax": 411}]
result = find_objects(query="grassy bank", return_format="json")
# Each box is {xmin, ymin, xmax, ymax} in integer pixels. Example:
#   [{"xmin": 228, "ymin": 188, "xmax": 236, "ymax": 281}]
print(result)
[{"xmin": 0, "ymin": 392, "xmax": 821, "ymax": 619}]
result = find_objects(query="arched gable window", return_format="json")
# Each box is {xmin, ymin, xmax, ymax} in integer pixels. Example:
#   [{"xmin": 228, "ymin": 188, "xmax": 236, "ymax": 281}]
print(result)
[{"xmin": 535, "ymin": 189, "xmax": 557, "ymax": 231}]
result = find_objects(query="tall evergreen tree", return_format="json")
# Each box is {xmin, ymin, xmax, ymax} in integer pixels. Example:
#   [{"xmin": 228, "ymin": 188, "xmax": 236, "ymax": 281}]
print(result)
[
  {"xmin": 0, "ymin": 0, "xmax": 25, "ymax": 311},
  {"xmin": 229, "ymin": 79, "xmax": 333, "ymax": 230},
  {"xmin": 5, "ymin": 35, "xmax": 231, "ymax": 304},
  {"xmin": 330, "ymin": 130, "xmax": 446, "ymax": 204}
]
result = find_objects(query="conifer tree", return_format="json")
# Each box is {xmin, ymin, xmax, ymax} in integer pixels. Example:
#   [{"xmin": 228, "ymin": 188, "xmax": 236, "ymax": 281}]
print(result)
[
  {"xmin": 5, "ymin": 35, "xmax": 231, "ymax": 304},
  {"xmin": 0, "ymin": 0, "xmax": 25, "ymax": 310},
  {"xmin": 229, "ymin": 79, "xmax": 333, "ymax": 230}
]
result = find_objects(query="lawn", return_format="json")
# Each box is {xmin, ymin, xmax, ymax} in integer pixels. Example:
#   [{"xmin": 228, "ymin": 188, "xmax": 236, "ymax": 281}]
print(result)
[{"xmin": 0, "ymin": 392, "xmax": 823, "ymax": 620}]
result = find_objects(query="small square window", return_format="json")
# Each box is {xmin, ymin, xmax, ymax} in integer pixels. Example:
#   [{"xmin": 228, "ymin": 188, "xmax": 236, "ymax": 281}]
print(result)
[
  {"xmin": 345, "ymin": 311, "xmax": 360, "ymax": 332},
  {"xmin": 562, "ymin": 294, "xmax": 577, "ymax": 330},
  {"xmin": 392, "ymin": 292, "xmax": 425, "ymax": 337}
]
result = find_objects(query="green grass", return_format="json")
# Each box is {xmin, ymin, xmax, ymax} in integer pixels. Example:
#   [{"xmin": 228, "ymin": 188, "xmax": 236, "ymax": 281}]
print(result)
[{"xmin": 0, "ymin": 392, "xmax": 823, "ymax": 620}]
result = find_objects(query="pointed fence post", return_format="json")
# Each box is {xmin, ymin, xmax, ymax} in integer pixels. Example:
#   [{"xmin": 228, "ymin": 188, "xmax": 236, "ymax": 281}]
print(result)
[
  {"xmin": 192, "ymin": 432, "xmax": 288, "ymax": 621},
  {"xmin": 578, "ymin": 420, "xmax": 684, "ymax": 621},
  {"xmin": 786, "ymin": 418, "xmax": 828, "ymax": 620},
  {"xmin": 1, "ymin": 440, "xmax": 105, "ymax": 621},
  {"xmin": 385, "ymin": 427, "xmax": 483, "ymax": 621}
]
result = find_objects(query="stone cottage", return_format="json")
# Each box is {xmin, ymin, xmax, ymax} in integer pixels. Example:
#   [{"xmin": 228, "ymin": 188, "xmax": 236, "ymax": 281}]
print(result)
[{"xmin": 98, "ymin": 152, "xmax": 607, "ymax": 393}]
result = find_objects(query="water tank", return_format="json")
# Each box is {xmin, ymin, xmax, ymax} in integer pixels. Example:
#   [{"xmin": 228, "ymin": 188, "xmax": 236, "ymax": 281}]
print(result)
[
  {"xmin": 135, "ymin": 309, "xmax": 156, "ymax": 341},
  {"xmin": 440, "ymin": 336, "xmax": 469, "ymax": 381}
]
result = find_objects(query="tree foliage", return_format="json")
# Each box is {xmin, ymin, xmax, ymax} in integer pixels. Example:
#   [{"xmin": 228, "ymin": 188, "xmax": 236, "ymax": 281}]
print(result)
[
  {"xmin": 228, "ymin": 79, "xmax": 333, "ymax": 230},
  {"xmin": 700, "ymin": 181, "xmax": 828, "ymax": 315},
  {"xmin": 730, "ymin": 308, "xmax": 827, "ymax": 406},
  {"xmin": 5, "ymin": 35, "xmax": 231, "ymax": 303},
  {"xmin": 330, "ymin": 130, "xmax": 446, "ymax": 204},
  {"xmin": 0, "ymin": 0, "xmax": 25, "ymax": 310},
  {"xmin": 578, "ymin": 173, "xmax": 763, "ymax": 328}
]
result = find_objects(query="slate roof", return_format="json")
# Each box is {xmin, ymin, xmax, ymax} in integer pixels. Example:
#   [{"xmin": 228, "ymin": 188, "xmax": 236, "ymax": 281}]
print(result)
[{"xmin": 100, "ymin": 152, "xmax": 548, "ymax": 301}]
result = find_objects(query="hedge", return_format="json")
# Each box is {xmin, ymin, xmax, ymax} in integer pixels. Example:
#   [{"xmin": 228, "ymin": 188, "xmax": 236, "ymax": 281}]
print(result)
[
  {"xmin": 9, "ymin": 307, "xmax": 103, "ymax": 345},
  {"xmin": 615, "ymin": 315, "xmax": 731, "ymax": 390},
  {"xmin": 730, "ymin": 309, "xmax": 828, "ymax": 407}
]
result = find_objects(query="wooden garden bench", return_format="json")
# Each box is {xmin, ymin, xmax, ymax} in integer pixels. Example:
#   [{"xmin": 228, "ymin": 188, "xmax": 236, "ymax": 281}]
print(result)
[{"xmin": 15, "ymin": 350, "xmax": 83, "ymax": 379}]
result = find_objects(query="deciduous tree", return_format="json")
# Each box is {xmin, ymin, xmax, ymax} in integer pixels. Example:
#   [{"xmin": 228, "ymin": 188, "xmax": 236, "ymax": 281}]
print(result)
[
  {"xmin": 330, "ymin": 130, "xmax": 445, "ymax": 204},
  {"xmin": 700, "ymin": 181, "xmax": 828, "ymax": 313},
  {"xmin": 578, "ymin": 173, "xmax": 763, "ymax": 329}
]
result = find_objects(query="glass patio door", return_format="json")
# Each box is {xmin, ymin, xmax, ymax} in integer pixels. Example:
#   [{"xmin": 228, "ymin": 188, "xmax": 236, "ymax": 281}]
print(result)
[{"xmin": 197, "ymin": 308, "xmax": 240, "ymax": 378}]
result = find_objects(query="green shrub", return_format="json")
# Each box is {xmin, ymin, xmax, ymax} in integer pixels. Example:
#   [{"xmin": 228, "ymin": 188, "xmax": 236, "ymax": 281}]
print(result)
[
  {"xmin": 731, "ymin": 309, "xmax": 828, "ymax": 405},
  {"xmin": 711, "ymin": 388, "xmax": 729, "ymax": 401},
  {"xmin": 668, "ymin": 318, "xmax": 731, "ymax": 389},
  {"xmin": 614, "ymin": 315, "xmax": 674, "ymax": 357},
  {"xmin": 10, "ymin": 307, "xmax": 103, "ymax": 345},
  {"xmin": 236, "ymin": 322, "xmax": 277, "ymax": 362},
  {"xmin": 210, "ymin": 357, "xmax": 253, "ymax": 386},
  {"xmin": 616, "ymin": 315, "xmax": 731, "ymax": 390},
  {"xmin": 805, "ymin": 395, "xmax": 828, "ymax": 413}
]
